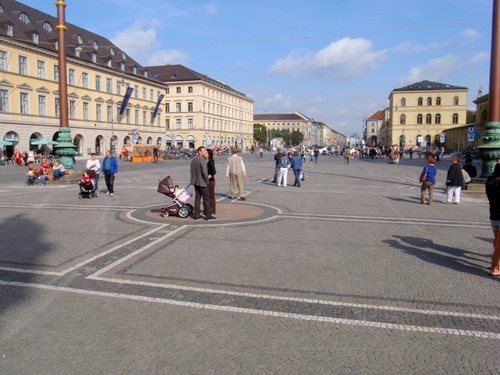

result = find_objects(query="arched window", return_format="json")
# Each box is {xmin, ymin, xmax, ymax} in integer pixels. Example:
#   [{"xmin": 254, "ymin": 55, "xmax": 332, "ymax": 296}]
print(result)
[
  {"xmin": 92, "ymin": 40, "xmax": 99, "ymax": 50},
  {"xmin": 400, "ymin": 114, "xmax": 406, "ymax": 125},
  {"xmin": 109, "ymin": 48, "xmax": 115, "ymax": 56},
  {"xmin": 426, "ymin": 114, "xmax": 432, "ymax": 124},
  {"xmin": 452, "ymin": 113, "xmax": 459, "ymax": 124},
  {"xmin": 436, "ymin": 97, "xmax": 441, "ymax": 105},
  {"xmin": 435, "ymin": 114, "xmax": 441, "ymax": 124},
  {"xmin": 427, "ymin": 97, "xmax": 432, "ymax": 106},
  {"xmin": 418, "ymin": 97, "xmax": 423, "ymax": 106},
  {"xmin": 19, "ymin": 12, "xmax": 30, "ymax": 24},
  {"xmin": 76, "ymin": 34, "xmax": 83, "ymax": 44},
  {"xmin": 401, "ymin": 98, "xmax": 406, "ymax": 107},
  {"xmin": 454, "ymin": 96, "xmax": 459, "ymax": 105},
  {"xmin": 43, "ymin": 22, "xmax": 53, "ymax": 32},
  {"xmin": 417, "ymin": 114, "xmax": 423, "ymax": 124}
]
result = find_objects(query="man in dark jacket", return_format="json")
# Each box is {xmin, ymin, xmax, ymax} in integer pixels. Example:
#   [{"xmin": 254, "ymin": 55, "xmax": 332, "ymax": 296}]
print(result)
[
  {"xmin": 486, "ymin": 164, "xmax": 500, "ymax": 276},
  {"xmin": 272, "ymin": 148, "xmax": 282, "ymax": 183},
  {"xmin": 102, "ymin": 150, "xmax": 118, "ymax": 196},
  {"xmin": 190, "ymin": 146, "xmax": 216, "ymax": 220},
  {"xmin": 445, "ymin": 157, "xmax": 463, "ymax": 204}
]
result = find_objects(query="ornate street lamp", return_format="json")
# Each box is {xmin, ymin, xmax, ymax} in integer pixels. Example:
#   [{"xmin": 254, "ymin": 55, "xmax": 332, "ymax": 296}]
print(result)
[
  {"xmin": 479, "ymin": 0, "xmax": 500, "ymax": 176},
  {"xmin": 53, "ymin": 0, "xmax": 76, "ymax": 168}
]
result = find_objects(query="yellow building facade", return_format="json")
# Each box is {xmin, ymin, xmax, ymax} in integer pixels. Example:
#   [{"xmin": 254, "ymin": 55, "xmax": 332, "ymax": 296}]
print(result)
[{"xmin": 386, "ymin": 80, "xmax": 468, "ymax": 149}]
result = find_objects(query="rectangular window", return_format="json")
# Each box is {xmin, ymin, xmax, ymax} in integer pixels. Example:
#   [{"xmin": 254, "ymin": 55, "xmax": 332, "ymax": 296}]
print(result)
[
  {"xmin": 7, "ymin": 25, "xmax": 13, "ymax": 37},
  {"xmin": 150, "ymin": 89, "xmax": 154, "ymax": 101},
  {"xmin": 54, "ymin": 65, "xmax": 59, "ymax": 82},
  {"xmin": 0, "ymin": 51, "xmax": 7, "ymax": 71},
  {"xmin": 165, "ymin": 119, "xmax": 170, "ymax": 129},
  {"xmin": 165, "ymin": 103, "xmax": 170, "ymax": 112},
  {"xmin": 135, "ymin": 109, "xmax": 139, "ymax": 124},
  {"xmin": 96, "ymin": 104, "xmax": 102, "ymax": 121},
  {"xmin": 69, "ymin": 100, "xmax": 76, "ymax": 119},
  {"xmin": 176, "ymin": 87, "xmax": 181, "ymax": 94},
  {"xmin": 37, "ymin": 60, "xmax": 45, "ymax": 79},
  {"xmin": 176, "ymin": 119, "xmax": 181, "ymax": 129},
  {"xmin": 143, "ymin": 111, "xmax": 147, "ymax": 125},
  {"xmin": 157, "ymin": 114, "xmax": 161, "ymax": 127},
  {"xmin": 38, "ymin": 95, "xmax": 46, "ymax": 116},
  {"xmin": 188, "ymin": 86, "xmax": 193, "ymax": 93},
  {"xmin": 176, "ymin": 103, "xmax": 181, "ymax": 112},
  {"xmin": 106, "ymin": 78, "xmax": 112, "ymax": 93},
  {"xmin": 83, "ymin": 102, "xmax": 89, "ymax": 120},
  {"xmin": 55, "ymin": 98, "xmax": 60, "ymax": 118},
  {"xmin": 188, "ymin": 102, "xmax": 193, "ymax": 112},
  {"xmin": 95, "ymin": 75, "xmax": 101, "ymax": 91},
  {"xmin": 165, "ymin": 87, "xmax": 170, "ymax": 94},
  {"xmin": 116, "ymin": 81, "xmax": 121, "ymax": 95},
  {"xmin": 188, "ymin": 119, "xmax": 193, "ymax": 129},
  {"xmin": 20, "ymin": 92, "xmax": 28, "ymax": 114},
  {"xmin": 142, "ymin": 87, "xmax": 146, "ymax": 100},
  {"xmin": 82, "ymin": 72, "xmax": 88, "ymax": 88},
  {"xmin": 68, "ymin": 68, "xmax": 75, "ymax": 85},
  {"xmin": 126, "ymin": 108, "xmax": 130, "ymax": 124},
  {"xmin": 0, "ymin": 90, "xmax": 8, "ymax": 112},
  {"xmin": 18, "ymin": 56, "xmax": 27, "ymax": 75},
  {"xmin": 134, "ymin": 85, "xmax": 138, "ymax": 98},
  {"xmin": 107, "ymin": 105, "xmax": 112, "ymax": 122}
]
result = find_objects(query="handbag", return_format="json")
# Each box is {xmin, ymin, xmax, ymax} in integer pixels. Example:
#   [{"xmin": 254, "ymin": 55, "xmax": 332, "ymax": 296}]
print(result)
[{"xmin": 419, "ymin": 167, "xmax": 428, "ymax": 183}]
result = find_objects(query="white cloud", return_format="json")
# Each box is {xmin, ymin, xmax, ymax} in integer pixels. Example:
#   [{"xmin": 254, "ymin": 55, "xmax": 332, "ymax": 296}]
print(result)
[
  {"xmin": 267, "ymin": 38, "xmax": 387, "ymax": 81},
  {"xmin": 111, "ymin": 19, "xmax": 189, "ymax": 66},
  {"xmin": 392, "ymin": 40, "xmax": 441, "ymax": 53},
  {"xmin": 398, "ymin": 54, "xmax": 462, "ymax": 85},
  {"xmin": 460, "ymin": 28, "xmax": 479, "ymax": 40},
  {"xmin": 263, "ymin": 93, "xmax": 293, "ymax": 110},
  {"xmin": 204, "ymin": 5, "xmax": 217, "ymax": 15}
]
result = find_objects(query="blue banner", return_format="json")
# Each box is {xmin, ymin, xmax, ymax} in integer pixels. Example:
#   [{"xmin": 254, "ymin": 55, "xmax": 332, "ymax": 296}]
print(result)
[
  {"xmin": 152, "ymin": 94, "xmax": 165, "ymax": 119},
  {"xmin": 119, "ymin": 87, "xmax": 134, "ymax": 116}
]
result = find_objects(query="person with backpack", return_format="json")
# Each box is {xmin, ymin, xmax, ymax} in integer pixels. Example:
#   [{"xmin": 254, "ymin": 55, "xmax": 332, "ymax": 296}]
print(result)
[{"xmin": 277, "ymin": 151, "xmax": 289, "ymax": 187}]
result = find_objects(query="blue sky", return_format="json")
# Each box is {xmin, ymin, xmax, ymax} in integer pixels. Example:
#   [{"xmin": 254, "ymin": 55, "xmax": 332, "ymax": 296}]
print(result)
[{"xmin": 22, "ymin": 0, "xmax": 494, "ymax": 136}]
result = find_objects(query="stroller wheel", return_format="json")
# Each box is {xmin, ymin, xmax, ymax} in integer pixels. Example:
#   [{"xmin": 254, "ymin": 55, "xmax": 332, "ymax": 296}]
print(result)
[
  {"xmin": 186, "ymin": 203, "xmax": 193, "ymax": 215},
  {"xmin": 161, "ymin": 211, "xmax": 169, "ymax": 218},
  {"xmin": 178, "ymin": 206, "xmax": 189, "ymax": 218}
]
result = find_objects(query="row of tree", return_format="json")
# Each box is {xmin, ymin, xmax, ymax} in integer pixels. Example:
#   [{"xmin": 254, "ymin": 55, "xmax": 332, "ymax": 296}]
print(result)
[{"xmin": 253, "ymin": 123, "xmax": 304, "ymax": 146}]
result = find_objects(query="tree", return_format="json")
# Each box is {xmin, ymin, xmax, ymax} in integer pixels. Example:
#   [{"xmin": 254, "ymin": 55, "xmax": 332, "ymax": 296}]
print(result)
[
  {"xmin": 281, "ymin": 129, "xmax": 291, "ymax": 145},
  {"xmin": 291, "ymin": 131, "xmax": 304, "ymax": 146},
  {"xmin": 253, "ymin": 123, "xmax": 267, "ymax": 145},
  {"xmin": 466, "ymin": 110, "xmax": 476, "ymax": 124}
]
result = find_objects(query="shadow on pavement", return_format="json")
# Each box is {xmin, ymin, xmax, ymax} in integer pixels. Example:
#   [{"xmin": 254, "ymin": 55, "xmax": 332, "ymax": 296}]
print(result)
[{"xmin": 383, "ymin": 235, "xmax": 495, "ymax": 280}]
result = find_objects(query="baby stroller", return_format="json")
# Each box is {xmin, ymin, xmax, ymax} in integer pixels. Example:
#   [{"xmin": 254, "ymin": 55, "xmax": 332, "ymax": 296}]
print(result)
[
  {"xmin": 158, "ymin": 176, "xmax": 193, "ymax": 218},
  {"xmin": 79, "ymin": 170, "xmax": 97, "ymax": 199}
]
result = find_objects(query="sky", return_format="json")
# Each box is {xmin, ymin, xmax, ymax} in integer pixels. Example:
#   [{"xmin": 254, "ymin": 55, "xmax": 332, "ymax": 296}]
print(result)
[{"xmin": 21, "ymin": 0, "xmax": 495, "ymax": 137}]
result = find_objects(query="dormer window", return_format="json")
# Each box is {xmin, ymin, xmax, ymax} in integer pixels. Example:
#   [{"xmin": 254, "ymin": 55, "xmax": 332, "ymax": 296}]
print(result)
[
  {"xmin": 32, "ymin": 32, "xmax": 39, "ymax": 45},
  {"xmin": 171, "ymin": 74, "xmax": 177, "ymax": 78},
  {"xmin": 43, "ymin": 22, "xmax": 53, "ymax": 32},
  {"xmin": 107, "ymin": 58, "xmax": 112, "ymax": 67},
  {"xmin": 133, "ymin": 65, "xmax": 137, "ymax": 74},
  {"xmin": 91, "ymin": 53, "xmax": 97, "ymax": 63},
  {"xmin": 109, "ymin": 47, "xmax": 115, "ymax": 56},
  {"xmin": 54, "ymin": 41, "xmax": 58, "ymax": 51},
  {"xmin": 144, "ymin": 70, "xmax": 148, "ymax": 78},
  {"xmin": 19, "ymin": 12, "xmax": 30, "ymax": 24},
  {"xmin": 0, "ymin": 5, "xmax": 4, "ymax": 15},
  {"xmin": 7, "ymin": 24, "xmax": 13, "ymax": 37},
  {"xmin": 121, "ymin": 52, "xmax": 126, "ymax": 60},
  {"xmin": 155, "ymin": 73, "xmax": 160, "ymax": 79},
  {"xmin": 92, "ymin": 40, "xmax": 99, "ymax": 50},
  {"xmin": 120, "ymin": 62, "xmax": 125, "ymax": 71},
  {"xmin": 76, "ymin": 34, "xmax": 83, "ymax": 44}
]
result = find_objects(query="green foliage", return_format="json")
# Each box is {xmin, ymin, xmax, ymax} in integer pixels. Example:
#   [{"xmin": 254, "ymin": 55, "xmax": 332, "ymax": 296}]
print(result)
[
  {"xmin": 291, "ymin": 131, "xmax": 304, "ymax": 146},
  {"xmin": 466, "ymin": 110, "xmax": 476, "ymax": 124},
  {"xmin": 253, "ymin": 123, "xmax": 267, "ymax": 145},
  {"xmin": 281, "ymin": 129, "xmax": 291, "ymax": 145}
]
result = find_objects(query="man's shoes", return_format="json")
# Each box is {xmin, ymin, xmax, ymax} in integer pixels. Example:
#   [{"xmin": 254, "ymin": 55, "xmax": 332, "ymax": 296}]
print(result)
[
  {"xmin": 240, "ymin": 196, "xmax": 246, "ymax": 201},
  {"xmin": 106, "ymin": 191, "xmax": 110, "ymax": 195},
  {"xmin": 205, "ymin": 216, "xmax": 218, "ymax": 221},
  {"xmin": 109, "ymin": 193, "xmax": 114, "ymax": 196},
  {"xmin": 193, "ymin": 216, "xmax": 203, "ymax": 220},
  {"xmin": 229, "ymin": 196, "xmax": 235, "ymax": 199}
]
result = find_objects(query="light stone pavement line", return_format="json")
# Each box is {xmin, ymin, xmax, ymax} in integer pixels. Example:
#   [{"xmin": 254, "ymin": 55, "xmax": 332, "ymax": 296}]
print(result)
[
  {"xmin": 0, "ymin": 224, "xmax": 169, "ymax": 276},
  {"xmin": 279, "ymin": 215, "xmax": 491, "ymax": 229},
  {"xmin": 1, "ymin": 280, "xmax": 499, "ymax": 340},
  {"xmin": 0, "ymin": 203, "xmax": 138, "ymax": 210},
  {"xmin": 88, "ymin": 276, "xmax": 500, "ymax": 321}
]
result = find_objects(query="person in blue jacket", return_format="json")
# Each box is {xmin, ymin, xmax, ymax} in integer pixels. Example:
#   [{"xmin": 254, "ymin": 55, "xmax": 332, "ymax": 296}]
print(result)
[
  {"xmin": 290, "ymin": 150, "xmax": 303, "ymax": 187},
  {"xmin": 420, "ymin": 156, "xmax": 437, "ymax": 204},
  {"xmin": 102, "ymin": 150, "xmax": 118, "ymax": 196}
]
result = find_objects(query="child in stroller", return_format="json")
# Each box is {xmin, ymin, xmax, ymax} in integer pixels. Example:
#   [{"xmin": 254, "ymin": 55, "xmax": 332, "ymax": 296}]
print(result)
[
  {"xmin": 79, "ymin": 170, "xmax": 98, "ymax": 199},
  {"xmin": 158, "ymin": 176, "xmax": 193, "ymax": 218}
]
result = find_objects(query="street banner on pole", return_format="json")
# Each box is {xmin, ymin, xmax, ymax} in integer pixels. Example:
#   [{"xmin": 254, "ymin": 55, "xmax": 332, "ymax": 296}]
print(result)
[{"xmin": 119, "ymin": 87, "xmax": 134, "ymax": 116}]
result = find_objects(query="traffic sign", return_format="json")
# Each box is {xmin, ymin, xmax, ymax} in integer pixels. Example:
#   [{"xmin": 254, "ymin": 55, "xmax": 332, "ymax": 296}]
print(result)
[
  {"xmin": 440, "ymin": 133, "xmax": 445, "ymax": 143},
  {"xmin": 476, "ymin": 133, "xmax": 481, "ymax": 139},
  {"xmin": 468, "ymin": 126, "xmax": 475, "ymax": 134}
]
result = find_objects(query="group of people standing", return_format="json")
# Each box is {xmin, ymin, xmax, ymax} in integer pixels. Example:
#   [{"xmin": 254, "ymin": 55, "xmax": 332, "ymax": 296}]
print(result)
[
  {"xmin": 272, "ymin": 148, "xmax": 304, "ymax": 187},
  {"xmin": 189, "ymin": 146, "xmax": 247, "ymax": 221},
  {"xmin": 86, "ymin": 150, "xmax": 118, "ymax": 196}
]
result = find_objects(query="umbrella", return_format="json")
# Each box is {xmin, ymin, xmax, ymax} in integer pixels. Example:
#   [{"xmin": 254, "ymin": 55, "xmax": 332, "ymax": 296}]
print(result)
[
  {"xmin": 0, "ymin": 140, "xmax": 13, "ymax": 146},
  {"xmin": 31, "ymin": 139, "xmax": 59, "ymax": 145}
]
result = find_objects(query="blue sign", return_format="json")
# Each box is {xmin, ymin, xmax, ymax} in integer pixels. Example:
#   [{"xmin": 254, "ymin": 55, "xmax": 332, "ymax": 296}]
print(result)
[
  {"xmin": 440, "ymin": 133, "xmax": 445, "ymax": 143},
  {"xmin": 476, "ymin": 133, "xmax": 481, "ymax": 138}
]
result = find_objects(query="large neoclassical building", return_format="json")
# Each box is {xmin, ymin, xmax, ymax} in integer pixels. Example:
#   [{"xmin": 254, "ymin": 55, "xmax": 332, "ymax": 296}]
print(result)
[
  {"xmin": 381, "ymin": 80, "xmax": 468, "ymax": 148},
  {"xmin": 0, "ymin": 0, "xmax": 254, "ymax": 157}
]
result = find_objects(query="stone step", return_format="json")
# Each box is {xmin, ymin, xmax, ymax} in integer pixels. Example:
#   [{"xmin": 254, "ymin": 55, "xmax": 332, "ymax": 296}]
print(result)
[{"xmin": 45, "ymin": 170, "xmax": 84, "ymax": 185}]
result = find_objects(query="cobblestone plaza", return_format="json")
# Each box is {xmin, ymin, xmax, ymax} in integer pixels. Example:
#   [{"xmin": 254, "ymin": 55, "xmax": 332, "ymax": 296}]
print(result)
[{"xmin": 0, "ymin": 154, "xmax": 498, "ymax": 374}]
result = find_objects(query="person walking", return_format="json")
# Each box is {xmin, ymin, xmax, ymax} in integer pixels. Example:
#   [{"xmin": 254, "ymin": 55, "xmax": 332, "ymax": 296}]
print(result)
[
  {"xmin": 277, "ymin": 151, "xmax": 289, "ymax": 187},
  {"xmin": 226, "ymin": 149, "xmax": 246, "ymax": 200},
  {"xmin": 206, "ymin": 148, "xmax": 217, "ymax": 215},
  {"xmin": 259, "ymin": 147, "xmax": 263, "ymax": 158},
  {"xmin": 272, "ymin": 148, "xmax": 282, "ymax": 183},
  {"xmin": 344, "ymin": 149, "xmax": 350, "ymax": 165},
  {"xmin": 190, "ymin": 146, "xmax": 216, "ymax": 220},
  {"xmin": 486, "ymin": 164, "xmax": 500, "ymax": 276},
  {"xmin": 419, "ymin": 156, "xmax": 437, "ymax": 205},
  {"xmin": 102, "ymin": 150, "xmax": 118, "ymax": 196},
  {"xmin": 445, "ymin": 156, "xmax": 463, "ymax": 204},
  {"xmin": 290, "ymin": 150, "xmax": 303, "ymax": 187}
]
